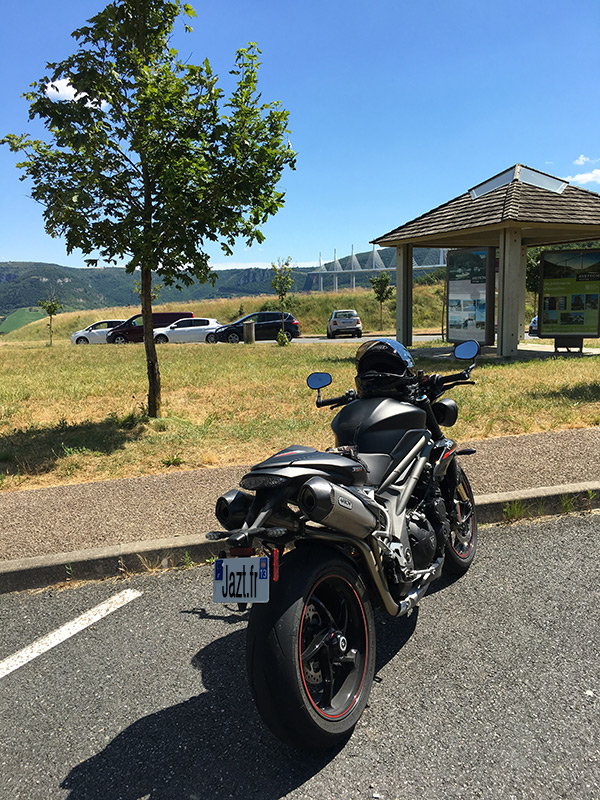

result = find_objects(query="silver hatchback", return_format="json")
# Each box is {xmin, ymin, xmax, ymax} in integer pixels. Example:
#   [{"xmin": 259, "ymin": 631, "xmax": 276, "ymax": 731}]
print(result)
[{"xmin": 327, "ymin": 309, "xmax": 362, "ymax": 338}]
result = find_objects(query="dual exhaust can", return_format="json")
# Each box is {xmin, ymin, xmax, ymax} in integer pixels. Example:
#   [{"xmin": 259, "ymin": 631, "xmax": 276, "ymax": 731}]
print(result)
[
  {"xmin": 297, "ymin": 476, "xmax": 380, "ymax": 539},
  {"xmin": 215, "ymin": 489, "xmax": 253, "ymax": 530}
]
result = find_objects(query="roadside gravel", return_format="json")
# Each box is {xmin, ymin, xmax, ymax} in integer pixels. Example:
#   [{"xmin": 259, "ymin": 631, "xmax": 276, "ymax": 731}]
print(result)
[{"xmin": 1, "ymin": 427, "xmax": 599, "ymax": 561}]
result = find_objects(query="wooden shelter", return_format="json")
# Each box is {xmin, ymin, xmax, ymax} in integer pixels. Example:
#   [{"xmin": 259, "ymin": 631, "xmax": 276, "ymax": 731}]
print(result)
[{"xmin": 372, "ymin": 165, "xmax": 600, "ymax": 356}]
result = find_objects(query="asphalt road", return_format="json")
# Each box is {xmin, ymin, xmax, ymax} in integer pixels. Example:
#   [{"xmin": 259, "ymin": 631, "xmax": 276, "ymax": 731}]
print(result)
[{"xmin": 1, "ymin": 514, "xmax": 598, "ymax": 800}]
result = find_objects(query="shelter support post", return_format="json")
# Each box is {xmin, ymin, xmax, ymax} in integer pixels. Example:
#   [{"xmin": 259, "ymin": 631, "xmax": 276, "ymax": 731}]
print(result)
[
  {"xmin": 497, "ymin": 227, "xmax": 524, "ymax": 357},
  {"xmin": 395, "ymin": 244, "xmax": 413, "ymax": 345},
  {"xmin": 518, "ymin": 245, "xmax": 527, "ymax": 339}
]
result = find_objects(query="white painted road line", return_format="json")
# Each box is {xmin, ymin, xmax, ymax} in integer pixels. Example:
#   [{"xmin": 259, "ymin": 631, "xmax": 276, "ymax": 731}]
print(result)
[{"xmin": 0, "ymin": 588, "xmax": 142, "ymax": 679}]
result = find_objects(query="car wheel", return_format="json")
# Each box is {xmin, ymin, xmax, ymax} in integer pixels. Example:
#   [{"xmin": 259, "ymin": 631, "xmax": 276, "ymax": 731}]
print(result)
[
  {"xmin": 113, "ymin": 335, "xmax": 128, "ymax": 344},
  {"xmin": 326, "ymin": 330, "xmax": 332, "ymax": 339},
  {"xmin": 284, "ymin": 330, "xmax": 293, "ymax": 342},
  {"xmin": 75, "ymin": 337, "xmax": 89, "ymax": 345},
  {"xmin": 155, "ymin": 334, "xmax": 168, "ymax": 344},
  {"xmin": 227, "ymin": 332, "xmax": 241, "ymax": 344},
  {"xmin": 205, "ymin": 333, "xmax": 217, "ymax": 344}
]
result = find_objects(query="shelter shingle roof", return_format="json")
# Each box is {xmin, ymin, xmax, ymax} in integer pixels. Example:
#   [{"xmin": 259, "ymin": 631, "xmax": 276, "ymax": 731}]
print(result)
[{"xmin": 373, "ymin": 165, "xmax": 600, "ymax": 248}]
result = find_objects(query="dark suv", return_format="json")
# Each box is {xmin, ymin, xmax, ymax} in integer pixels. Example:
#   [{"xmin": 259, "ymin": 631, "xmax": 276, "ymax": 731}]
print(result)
[
  {"xmin": 107, "ymin": 311, "xmax": 194, "ymax": 343},
  {"xmin": 215, "ymin": 312, "xmax": 301, "ymax": 343}
]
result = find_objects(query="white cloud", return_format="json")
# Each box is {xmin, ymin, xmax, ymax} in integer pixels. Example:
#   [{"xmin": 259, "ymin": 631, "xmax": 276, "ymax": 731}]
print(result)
[
  {"xmin": 573, "ymin": 154, "xmax": 600, "ymax": 166},
  {"xmin": 564, "ymin": 169, "xmax": 600, "ymax": 185},
  {"xmin": 46, "ymin": 78, "xmax": 80, "ymax": 101},
  {"xmin": 45, "ymin": 78, "xmax": 106, "ymax": 110}
]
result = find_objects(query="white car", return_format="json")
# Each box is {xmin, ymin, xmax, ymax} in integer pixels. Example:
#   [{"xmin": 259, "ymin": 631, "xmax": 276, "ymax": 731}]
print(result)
[
  {"xmin": 327, "ymin": 309, "xmax": 362, "ymax": 338},
  {"xmin": 71, "ymin": 319, "xmax": 125, "ymax": 344},
  {"xmin": 154, "ymin": 317, "xmax": 222, "ymax": 344}
]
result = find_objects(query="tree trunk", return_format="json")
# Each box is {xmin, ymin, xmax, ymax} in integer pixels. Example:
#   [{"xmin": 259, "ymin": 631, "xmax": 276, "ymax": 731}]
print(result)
[{"xmin": 141, "ymin": 264, "xmax": 161, "ymax": 417}]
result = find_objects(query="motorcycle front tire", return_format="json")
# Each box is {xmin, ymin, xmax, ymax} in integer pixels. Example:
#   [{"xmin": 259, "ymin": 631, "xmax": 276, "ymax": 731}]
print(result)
[
  {"xmin": 246, "ymin": 545, "xmax": 376, "ymax": 750},
  {"xmin": 443, "ymin": 464, "xmax": 477, "ymax": 575}
]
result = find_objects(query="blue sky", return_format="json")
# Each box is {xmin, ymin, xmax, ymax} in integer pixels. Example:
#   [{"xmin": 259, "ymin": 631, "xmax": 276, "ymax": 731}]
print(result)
[{"xmin": 1, "ymin": 0, "xmax": 599, "ymax": 271}]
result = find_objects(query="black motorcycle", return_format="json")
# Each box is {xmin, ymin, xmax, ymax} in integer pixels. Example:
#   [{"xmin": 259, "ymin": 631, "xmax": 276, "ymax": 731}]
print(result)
[{"xmin": 210, "ymin": 338, "xmax": 479, "ymax": 750}]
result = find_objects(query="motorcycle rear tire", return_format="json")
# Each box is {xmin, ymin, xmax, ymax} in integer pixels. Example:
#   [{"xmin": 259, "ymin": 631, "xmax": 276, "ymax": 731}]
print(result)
[
  {"xmin": 246, "ymin": 545, "xmax": 376, "ymax": 750},
  {"xmin": 443, "ymin": 465, "xmax": 477, "ymax": 575}
]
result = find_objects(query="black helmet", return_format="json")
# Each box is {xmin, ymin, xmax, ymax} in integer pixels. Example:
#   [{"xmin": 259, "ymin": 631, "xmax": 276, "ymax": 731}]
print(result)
[{"xmin": 355, "ymin": 338, "xmax": 418, "ymax": 399}]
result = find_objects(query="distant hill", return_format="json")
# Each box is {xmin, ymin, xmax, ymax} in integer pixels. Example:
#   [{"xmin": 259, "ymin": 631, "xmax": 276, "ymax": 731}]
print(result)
[
  {"xmin": 0, "ymin": 248, "xmax": 442, "ymax": 317},
  {"xmin": 0, "ymin": 261, "xmax": 303, "ymax": 316}
]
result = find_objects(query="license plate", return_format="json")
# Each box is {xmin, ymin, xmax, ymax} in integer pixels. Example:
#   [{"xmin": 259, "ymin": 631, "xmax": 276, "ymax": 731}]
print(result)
[{"xmin": 213, "ymin": 556, "xmax": 270, "ymax": 604}]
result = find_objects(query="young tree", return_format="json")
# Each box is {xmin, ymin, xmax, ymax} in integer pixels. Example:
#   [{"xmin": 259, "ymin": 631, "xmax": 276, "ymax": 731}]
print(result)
[
  {"xmin": 369, "ymin": 271, "xmax": 394, "ymax": 330},
  {"xmin": 271, "ymin": 257, "xmax": 294, "ymax": 346},
  {"xmin": 3, "ymin": 0, "xmax": 295, "ymax": 416},
  {"xmin": 133, "ymin": 277, "xmax": 163, "ymax": 303},
  {"xmin": 37, "ymin": 289, "xmax": 63, "ymax": 346}
]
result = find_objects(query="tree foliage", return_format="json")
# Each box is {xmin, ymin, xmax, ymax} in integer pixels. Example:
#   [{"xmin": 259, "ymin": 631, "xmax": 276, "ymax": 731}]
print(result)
[{"xmin": 3, "ymin": 0, "xmax": 295, "ymax": 414}]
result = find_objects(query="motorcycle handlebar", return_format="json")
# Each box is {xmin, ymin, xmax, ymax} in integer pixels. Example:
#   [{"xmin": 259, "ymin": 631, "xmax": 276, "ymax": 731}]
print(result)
[
  {"xmin": 316, "ymin": 389, "xmax": 356, "ymax": 408},
  {"xmin": 440, "ymin": 370, "xmax": 470, "ymax": 385},
  {"xmin": 422, "ymin": 368, "xmax": 475, "ymax": 399}
]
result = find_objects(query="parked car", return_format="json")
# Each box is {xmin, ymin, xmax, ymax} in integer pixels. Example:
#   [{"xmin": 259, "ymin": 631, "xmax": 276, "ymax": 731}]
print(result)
[
  {"xmin": 528, "ymin": 315, "xmax": 539, "ymax": 336},
  {"xmin": 327, "ymin": 309, "xmax": 362, "ymax": 338},
  {"xmin": 71, "ymin": 319, "xmax": 125, "ymax": 345},
  {"xmin": 154, "ymin": 317, "xmax": 221, "ymax": 344},
  {"xmin": 215, "ymin": 311, "xmax": 301, "ymax": 343},
  {"xmin": 106, "ymin": 311, "xmax": 194, "ymax": 343}
]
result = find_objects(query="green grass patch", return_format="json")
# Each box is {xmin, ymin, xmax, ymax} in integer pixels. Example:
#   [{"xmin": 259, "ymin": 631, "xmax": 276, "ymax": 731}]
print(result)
[
  {"xmin": 0, "ymin": 339, "xmax": 599, "ymax": 490},
  {"xmin": 0, "ymin": 307, "xmax": 45, "ymax": 334}
]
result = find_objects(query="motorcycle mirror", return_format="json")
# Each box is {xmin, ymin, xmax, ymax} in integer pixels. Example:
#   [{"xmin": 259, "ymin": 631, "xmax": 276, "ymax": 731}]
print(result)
[
  {"xmin": 454, "ymin": 340, "xmax": 480, "ymax": 361},
  {"xmin": 307, "ymin": 372, "xmax": 332, "ymax": 390}
]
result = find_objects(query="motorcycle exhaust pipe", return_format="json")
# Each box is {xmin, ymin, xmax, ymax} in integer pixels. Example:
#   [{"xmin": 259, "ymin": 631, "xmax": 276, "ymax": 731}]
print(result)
[
  {"xmin": 297, "ymin": 477, "xmax": 379, "ymax": 539},
  {"xmin": 215, "ymin": 489, "xmax": 253, "ymax": 531}
]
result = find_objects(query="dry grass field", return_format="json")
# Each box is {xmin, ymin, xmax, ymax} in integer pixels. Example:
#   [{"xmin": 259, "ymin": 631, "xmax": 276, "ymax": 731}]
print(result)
[{"xmin": 1, "ymin": 337, "xmax": 599, "ymax": 491}]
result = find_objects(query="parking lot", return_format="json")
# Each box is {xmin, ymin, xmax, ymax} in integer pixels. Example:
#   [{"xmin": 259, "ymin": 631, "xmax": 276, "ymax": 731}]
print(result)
[{"xmin": 1, "ymin": 513, "xmax": 598, "ymax": 799}]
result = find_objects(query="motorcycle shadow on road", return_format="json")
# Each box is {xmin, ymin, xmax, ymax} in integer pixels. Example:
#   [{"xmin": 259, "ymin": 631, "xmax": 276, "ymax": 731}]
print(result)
[
  {"xmin": 60, "ymin": 609, "xmax": 418, "ymax": 800},
  {"xmin": 374, "ymin": 607, "xmax": 419, "ymax": 677},
  {"xmin": 60, "ymin": 626, "xmax": 335, "ymax": 800}
]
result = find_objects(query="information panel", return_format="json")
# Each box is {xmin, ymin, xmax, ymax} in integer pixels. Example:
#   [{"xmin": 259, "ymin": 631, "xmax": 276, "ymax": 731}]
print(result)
[
  {"xmin": 539, "ymin": 250, "xmax": 600, "ymax": 338},
  {"xmin": 446, "ymin": 249, "xmax": 494, "ymax": 344}
]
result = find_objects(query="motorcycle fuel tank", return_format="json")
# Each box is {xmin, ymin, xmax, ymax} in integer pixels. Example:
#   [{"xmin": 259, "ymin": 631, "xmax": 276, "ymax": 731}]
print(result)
[{"xmin": 331, "ymin": 397, "xmax": 428, "ymax": 455}]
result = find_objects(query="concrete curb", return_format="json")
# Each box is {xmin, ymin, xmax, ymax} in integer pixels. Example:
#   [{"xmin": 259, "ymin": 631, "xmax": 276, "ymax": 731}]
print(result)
[
  {"xmin": 2, "ymin": 481, "xmax": 599, "ymax": 594},
  {"xmin": 474, "ymin": 481, "xmax": 600, "ymax": 523}
]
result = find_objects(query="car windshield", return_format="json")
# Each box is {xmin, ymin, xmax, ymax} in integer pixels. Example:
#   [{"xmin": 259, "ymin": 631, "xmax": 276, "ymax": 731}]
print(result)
[
  {"xmin": 234, "ymin": 314, "xmax": 260, "ymax": 324},
  {"xmin": 335, "ymin": 311, "xmax": 357, "ymax": 319}
]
